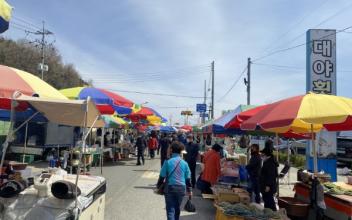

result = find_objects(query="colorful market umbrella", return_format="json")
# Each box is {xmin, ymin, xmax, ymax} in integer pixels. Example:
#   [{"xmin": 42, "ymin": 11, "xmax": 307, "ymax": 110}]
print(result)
[
  {"xmin": 0, "ymin": 0, "xmax": 12, "ymax": 33},
  {"xmin": 0, "ymin": 65, "xmax": 68, "ymax": 111},
  {"xmin": 127, "ymin": 106, "xmax": 166, "ymax": 125},
  {"xmin": 127, "ymin": 106, "xmax": 154, "ymax": 122},
  {"xmin": 60, "ymin": 87, "xmax": 134, "ymax": 115},
  {"xmin": 241, "ymin": 93, "xmax": 352, "ymax": 173},
  {"xmin": 202, "ymin": 105, "xmax": 256, "ymax": 134},
  {"xmin": 240, "ymin": 93, "xmax": 352, "ymax": 133},
  {"xmin": 180, "ymin": 125, "xmax": 192, "ymax": 132},
  {"xmin": 225, "ymin": 105, "xmax": 266, "ymax": 129},
  {"xmin": 102, "ymin": 115, "xmax": 128, "ymax": 128},
  {"xmin": 148, "ymin": 125, "xmax": 177, "ymax": 133}
]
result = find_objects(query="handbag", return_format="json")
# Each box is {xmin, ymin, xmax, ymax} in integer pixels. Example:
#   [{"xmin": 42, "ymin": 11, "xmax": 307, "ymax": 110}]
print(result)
[
  {"xmin": 184, "ymin": 197, "xmax": 196, "ymax": 212},
  {"xmin": 156, "ymin": 159, "xmax": 181, "ymax": 195}
]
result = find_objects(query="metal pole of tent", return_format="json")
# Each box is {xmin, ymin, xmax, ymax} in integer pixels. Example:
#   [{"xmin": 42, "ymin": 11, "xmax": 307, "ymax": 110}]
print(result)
[
  {"xmin": 311, "ymin": 124, "xmax": 318, "ymax": 174},
  {"xmin": 75, "ymin": 98, "xmax": 89, "ymax": 209},
  {"xmin": 100, "ymin": 127, "xmax": 105, "ymax": 174},
  {"xmin": 287, "ymin": 139, "xmax": 290, "ymax": 186},
  {"xmin": 276, "ymin": 133, "xmax": 280, "ymax": 197},
  {"xmin": 22, "ymin": 123, "xmax": 28, "ymax": 163}
]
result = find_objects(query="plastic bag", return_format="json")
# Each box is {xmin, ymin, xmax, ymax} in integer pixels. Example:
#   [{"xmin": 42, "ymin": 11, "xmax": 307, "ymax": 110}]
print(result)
[{"xmin": 184, "ymin": 198, "xmax": 196, "ymax": 212}]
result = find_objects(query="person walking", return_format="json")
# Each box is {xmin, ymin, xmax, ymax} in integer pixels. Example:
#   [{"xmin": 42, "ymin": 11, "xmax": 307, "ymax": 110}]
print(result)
[
  {"xmin": 148, "ymin": 131, "xmax": 158, "ymax": 159},
  {"xmin": 199, "ymin": 144, "xmax": 221, "ymax": 194},
  {"xmin": 184, "ymin": 134, "xmax": 200, "ymax": 188},
  {"xmin": 259, "ymin": 139, "xmax": 279, "ymax": 211},
  {"xmin": 245, "ymin": 144, "xmax": 262, "ymax": 204},
  {"xmin": 135, "ymin": 133, "xmax": 147, "ymax": 166},
  {"xmin": 159, "ymin": 133, "xmax": 171, "ymax": 167},
  {"xmin": 157, "ymin": 141, "xmax": 192, "ymax": 220}
]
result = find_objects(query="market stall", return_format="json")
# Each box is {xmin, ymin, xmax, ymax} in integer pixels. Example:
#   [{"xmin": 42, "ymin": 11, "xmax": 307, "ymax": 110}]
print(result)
[
  {"xmin": 0, "ymin": 93, "xmax": 107, "ymax": 220},
  {"xmin": 241, "ymin": 93, "xmax": 352, "ymax": 219},
  {"xmin": 294, "ymin": 173, "xmax": 352, "ymax": 220}
]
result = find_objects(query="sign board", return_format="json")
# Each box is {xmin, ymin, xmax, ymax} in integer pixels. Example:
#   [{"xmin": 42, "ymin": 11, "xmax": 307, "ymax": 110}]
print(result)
[
  {"xmin": 306, "ymin": 29, "xmax": 336, "ymax": 94},
  {"xmin": 181, "ymin": 110, "xmax": 193, "ymax": 116},
  {"xmin": 306, "ymin": 29, "xmax": 337, "ymax": 180},
  {"xmin": 309, "ymin": 129, "xmax": 337, "ymax": 158},
  {"xmin": 200, "ymin": 113, "xmax": 209, "ymax": 118},
  {"xmin": 196, "ymin": 104, "xmax": 207, "ymax": 113}
]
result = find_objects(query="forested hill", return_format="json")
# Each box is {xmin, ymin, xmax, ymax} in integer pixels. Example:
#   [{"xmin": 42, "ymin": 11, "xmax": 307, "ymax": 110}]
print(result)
[{"xmin": 0, "ymin": 37, "xmax": 88, "ymax": 89}]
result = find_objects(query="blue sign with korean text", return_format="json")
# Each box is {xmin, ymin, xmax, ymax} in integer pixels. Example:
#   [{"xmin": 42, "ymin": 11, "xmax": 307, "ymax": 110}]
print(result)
[{"xmin": 196, "ymin": 104, "xmax": 207, "ymax": 113}]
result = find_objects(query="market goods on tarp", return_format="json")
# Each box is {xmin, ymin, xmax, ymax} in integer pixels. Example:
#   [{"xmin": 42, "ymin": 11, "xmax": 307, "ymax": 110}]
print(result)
[
  {"xmin": 323, "ymin": 182, "xmax": 352, "ymax": 196},
  {"xmin": 217, "ymin": 202, "xmax": 283, "ymax": 219}
]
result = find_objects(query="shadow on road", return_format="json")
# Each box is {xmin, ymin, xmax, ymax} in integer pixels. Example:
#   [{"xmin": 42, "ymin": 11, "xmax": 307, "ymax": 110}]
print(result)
[
  {"xmin": 134, "ymin": 186, "xmax": 156, "ymax": 190},
  {"xmin": 133, "ymin": 169, "xmax": 159, "ymax": 172}
]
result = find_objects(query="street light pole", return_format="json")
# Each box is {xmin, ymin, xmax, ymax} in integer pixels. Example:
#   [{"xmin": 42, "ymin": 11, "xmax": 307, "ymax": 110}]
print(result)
[
  {"xmin": 211, "ymin": 61, "xmax": 215, "ymax": 119},
  {"xmin": 247, "ymin": 57, "xmax": 251, "ymax": 105}
]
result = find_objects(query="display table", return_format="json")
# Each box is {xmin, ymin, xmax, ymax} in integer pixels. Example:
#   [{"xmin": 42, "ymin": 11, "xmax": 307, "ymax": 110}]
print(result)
[
  {"xmin": 294, "ymin": 182, "xmax": 352, "ymax": 220},
  {"xmin": 0, "ymin": 174, "xmax": 106, "ymax": 220}
]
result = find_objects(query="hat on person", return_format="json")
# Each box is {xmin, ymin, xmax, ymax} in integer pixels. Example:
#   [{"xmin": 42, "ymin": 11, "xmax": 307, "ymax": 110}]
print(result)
[
  {"xmin": 187, "ymin": 134, "xmax": 193, "ymax": 138},
  {"xmin": 261, "ymin": 139, "xmax": 274, "ymax": 156}
]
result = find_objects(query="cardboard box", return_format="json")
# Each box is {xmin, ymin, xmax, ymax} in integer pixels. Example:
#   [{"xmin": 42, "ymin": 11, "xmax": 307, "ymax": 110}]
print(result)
[{"xmin": 218, "ymin": 192, "xmax": 240, "ymax": 203}]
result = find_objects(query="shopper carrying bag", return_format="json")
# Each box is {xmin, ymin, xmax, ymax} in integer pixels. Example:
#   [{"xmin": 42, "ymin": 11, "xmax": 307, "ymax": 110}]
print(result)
[{"xmin": 156, "ymin": 141, "xmax": 192, "ymax": 220}]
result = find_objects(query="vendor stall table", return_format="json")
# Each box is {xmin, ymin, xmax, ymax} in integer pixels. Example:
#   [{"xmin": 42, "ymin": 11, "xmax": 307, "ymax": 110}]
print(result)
[
  {"xmin": 0, "ymin": 174, "xmax": 106, "ymax": 220},
  {"xmin": 294, "ymin": 182, "xmax": 352, "ymax": 220}
]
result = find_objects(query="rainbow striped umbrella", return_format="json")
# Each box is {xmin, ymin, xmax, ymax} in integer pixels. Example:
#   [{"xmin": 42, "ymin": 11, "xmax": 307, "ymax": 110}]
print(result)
[
  {"xmin": 0, "ymin": 0, "xmax": 12, "ymax": 33},
  {"xmin": 60, "ymin": 87, "xmax": 134, "ymax": 115},
  {"xmin": 0, "ymin": 65, "xmax": 67, "ymax": 111}
]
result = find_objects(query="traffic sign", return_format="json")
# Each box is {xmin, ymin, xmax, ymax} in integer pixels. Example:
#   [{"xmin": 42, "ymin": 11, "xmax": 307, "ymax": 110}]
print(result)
[
  {"xmin": 200, "ymin": 113, "xmax": 209, "ymax": 118},
  {"xmin": 196, "ymin": 104, "xmax": 207, "ymax": 113}
]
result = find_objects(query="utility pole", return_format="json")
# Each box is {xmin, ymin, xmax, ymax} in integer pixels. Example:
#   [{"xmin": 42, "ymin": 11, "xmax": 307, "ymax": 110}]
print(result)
[
  {"xmin": 169, "ymin": 114, "xmax": 173, "ymax": 126},
  {"xmin": 35, "ymin": 21, "xmax": 53, "ymax": 80},
  {"xmin": 211, "ymin": 61, "xmax": 215, "ymax": 119},
  {"xmin": 245, "ymin": 57, "xmax": 251, "ymax": 105},
  {"xmin": 202, "ymin": 80, "xmax": 207, "ymax": 124}
]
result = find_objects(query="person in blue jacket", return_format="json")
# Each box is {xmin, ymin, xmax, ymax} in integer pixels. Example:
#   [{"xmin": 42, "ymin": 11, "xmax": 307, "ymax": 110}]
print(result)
[{"xmin": 157, "ymin": 141, "xmax": 192, "ymax": 220}]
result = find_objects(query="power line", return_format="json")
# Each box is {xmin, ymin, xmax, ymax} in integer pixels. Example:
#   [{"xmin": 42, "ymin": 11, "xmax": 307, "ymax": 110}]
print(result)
[
  {"xmin": 252, "ymin": 25, "xmax": 352, "ymax": 62},
  {"xmin": 252, "ymin": 62, "xmax": 304, "ymax": 70},
  {"xmin": 262, "ymin": 0, "xmax": 329, "ymax": 52},
  {"xmin": 151, "ymin": 106, "xmax": 192, "ymax": 109},
  {"xmin": 264, "ymin": 2, "xmax": 352, "ymax": 55},
  {"xmin": 217, "ymin": 66, "xmax": 247, "ymax": 102},
  {"xmin": 108, "ymin": 89, "xmax": 208, "ymax": 99},
  {"xmin": 252, "ymin": 62, "xmax": 352, "ymax": 73},
  {"xmin": 12, "ymin": 16, "xmax": 42, "ymax": 30},
  {"xmin": 86, "ymin": 64, "xmax": 210, "ymax": 78},
  {"xmin": 92, "ymin": 69, "xmax": 210, "ymax": 83}
]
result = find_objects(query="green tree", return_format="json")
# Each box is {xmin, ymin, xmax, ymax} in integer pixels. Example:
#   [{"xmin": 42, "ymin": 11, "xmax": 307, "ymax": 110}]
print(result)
[{"xmin": 0, "ymin": 37, "xmax": 87, "ymax": 89}]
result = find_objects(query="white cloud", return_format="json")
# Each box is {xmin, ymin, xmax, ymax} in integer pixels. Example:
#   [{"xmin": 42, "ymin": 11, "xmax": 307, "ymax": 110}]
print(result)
[{"xmin": 6, "ymin": 0, "xmax": 352, "ymax": 125}]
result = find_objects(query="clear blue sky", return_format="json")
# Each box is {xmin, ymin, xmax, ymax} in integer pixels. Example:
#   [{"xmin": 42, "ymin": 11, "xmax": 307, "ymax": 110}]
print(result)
[{"xmin": 4, "ymin": 0, "xmax": 352, "ymax": 124}]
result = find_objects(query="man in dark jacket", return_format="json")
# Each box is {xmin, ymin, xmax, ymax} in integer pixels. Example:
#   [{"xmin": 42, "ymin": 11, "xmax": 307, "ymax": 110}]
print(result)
[
  {"xmin": 159, "ymin": 133, "xmax": 171, "ymax": 167},
  {"xmin": 184, "ymin": 134, "xmax": 199, "ymax": 188},
  {"xmin": 259, "ymin": 139, "xmax": 279, "ymax": 211},
  {"xmin": 246, "ymin": 144, "xmax": 262, "ymax": 204},
  {"xmin": 135, "ymin": 133, "xmax": 147, "ymax": 165}
]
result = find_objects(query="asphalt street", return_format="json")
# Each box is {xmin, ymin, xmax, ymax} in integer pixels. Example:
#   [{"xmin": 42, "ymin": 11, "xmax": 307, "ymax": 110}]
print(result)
[{"xmin": 90, "ymin": 156, "xmax": 216, "ymax": 220}]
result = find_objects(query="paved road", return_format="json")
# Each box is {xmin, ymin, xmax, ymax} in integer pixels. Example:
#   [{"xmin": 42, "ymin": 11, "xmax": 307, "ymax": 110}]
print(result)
[{"xmin": 90, "ymin": 156, "xmax": 215, "ymax": 220}]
